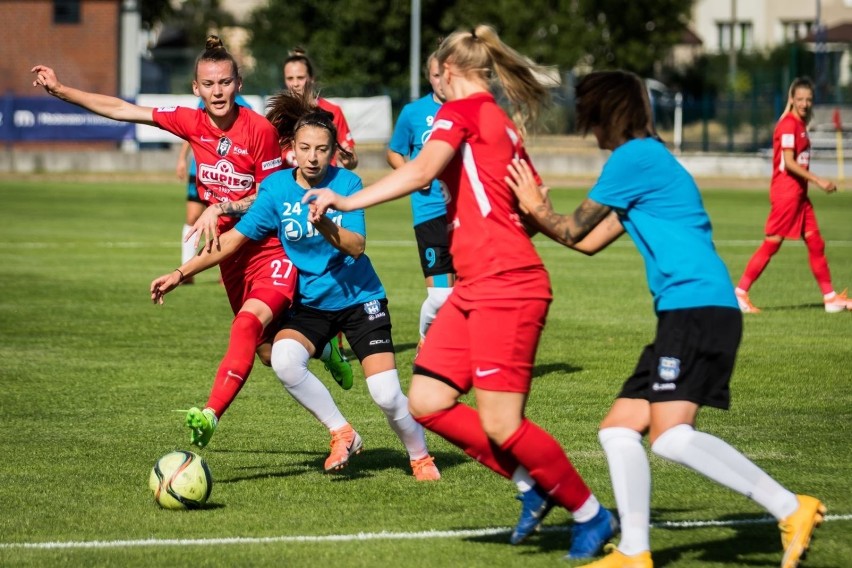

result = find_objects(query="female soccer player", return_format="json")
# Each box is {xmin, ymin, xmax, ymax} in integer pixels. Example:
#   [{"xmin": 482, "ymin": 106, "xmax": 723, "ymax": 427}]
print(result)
[
  {"xmin": 735, "ymin": 77, "xmax": 849, "ymax": 314},
  {"xmin": 151, "ymin": 91, "xmax": 440, "ymax": 481},
  {"xmin": 282, "ymin": 47, "xmax": 358, "ymax": 170},
  {"xmin": 386, "ymin": 52, "xmax": 455, "ymax": 350},
  {"xmin": 506, "ymin": 70, "xmax": 825, "ymax": 568},
  {"xmin": 304, "ymin": 25, "xmax": 615, "ymax": 559},
  {"xmin": 174, "ymin": 94, "xmax": 254, "ymax": 281},
  {"xmin": 32, "ymin": 36, "xmax": 349, "ymax": 450}
]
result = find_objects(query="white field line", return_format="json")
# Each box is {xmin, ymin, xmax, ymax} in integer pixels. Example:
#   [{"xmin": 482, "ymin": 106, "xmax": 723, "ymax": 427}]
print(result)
[
  {"xmin": 1, "ymin": 514, "xmax": 849, "ymax": 551},
  {"xmin": 1, "ymin": 239, "xmax": 852, "ymax": 250}
]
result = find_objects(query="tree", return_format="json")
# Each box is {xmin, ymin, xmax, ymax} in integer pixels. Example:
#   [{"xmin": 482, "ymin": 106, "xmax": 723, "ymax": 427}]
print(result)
[
  {"xmin": 244, "ymin": 0, "xmax": 694, "ymax": 97},
  {"xmin": 580, "ymin": 0, "xmax": 694, "ymax": 76}
]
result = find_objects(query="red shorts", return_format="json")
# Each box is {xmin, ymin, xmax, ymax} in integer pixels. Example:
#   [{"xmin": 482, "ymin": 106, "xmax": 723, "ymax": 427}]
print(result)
[
  {"xmin": 220, "ymin": 236, "xmax": 296, "ymax": 339},
  {"xmin": 765, "ymin": 187, "xmax": 819, "ymax": 239},
  {"xmin": 415, "ymin": 271, "xmax": 551, "ymax": 394}
]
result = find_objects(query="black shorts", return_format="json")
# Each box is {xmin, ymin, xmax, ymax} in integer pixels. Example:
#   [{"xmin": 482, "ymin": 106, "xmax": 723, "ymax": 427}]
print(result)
[
  {"xmin": 414, "ymin": 216, "xmax": 454, "ymax": 278},
  {"xmin": 186, "ymin": 175, "xmax": 203, "ymax": 203},
  {"xmin": 280, "ymin": 299, "xmax": 394, "ymax": 361},
  {"xmin": 617, "ymin": 307, "xmax": 742, "ymax": 410}
]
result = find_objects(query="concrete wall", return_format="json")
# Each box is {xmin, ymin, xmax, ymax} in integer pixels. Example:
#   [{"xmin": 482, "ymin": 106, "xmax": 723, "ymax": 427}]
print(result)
[{"xmin": 0, "ymin": 145, "xmax": 845, "ymax": 180}]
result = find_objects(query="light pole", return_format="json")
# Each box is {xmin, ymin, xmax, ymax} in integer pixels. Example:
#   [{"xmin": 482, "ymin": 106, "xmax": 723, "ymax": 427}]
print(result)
[{"xmin": 409, "ymin": 0, "xmax": 421, "ymax": 101}]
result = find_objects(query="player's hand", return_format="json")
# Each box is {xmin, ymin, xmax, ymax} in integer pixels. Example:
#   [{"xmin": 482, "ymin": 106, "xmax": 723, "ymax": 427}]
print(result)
[
  {"xmin": 150, "ymin": 271, "xmax": 183, "ymax": 305},
  {"xmin": 303, "ymin": 188, "xmax": 349, "ymax": 222},
  {"xmin": 816, "ymin": 177, "xmax": 837, "ymax": 193},
  {"xmin": 176, "ymin": 161, "xmax": 187, "ymax": 180},
  {"xmin": 506, "ymin": 159, "xmax": 548, "ymax": 215},
  {"xmin": 188, "ymin": 205, "xmax": 223, "ymax": 252},
  {"xmin": 31, "ymin": 65, "xmax": 62, "ymax": 96}
]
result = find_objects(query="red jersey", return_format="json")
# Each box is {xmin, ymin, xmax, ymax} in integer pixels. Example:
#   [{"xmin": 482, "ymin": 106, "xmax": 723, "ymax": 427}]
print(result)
[
  {"xmin": 427, "ymin": 92, "xmax": 548, "ymax": 300},
  {"xmin": 281, "ymin": 97, "xmax": 355, "ymax": 167},
  {"xmin": 153, "ymin": 105, "xmax": 283, "ymax": 232},
  {"xmin": 772, "ymin": 113, "xmax": 810, "ymax": 194},
  {"xmin": 153, "ymin": 105, "xmax": 291, "ymax": 307}
]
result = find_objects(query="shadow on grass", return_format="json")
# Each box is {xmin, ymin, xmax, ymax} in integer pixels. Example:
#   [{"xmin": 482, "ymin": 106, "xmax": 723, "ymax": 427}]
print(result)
[
  {"xmin": 759, "ymin": 302, "xmax": 826, "ymax": 312},
  {"xmin": 533, "ymin": 362, "xmax": 583, "ymax": 378},
  {"xmin": 652, "ymin": 512, "xmax": 783, "ymax": 566},
  {"xmin": 462, "ymin": 510, "xmax": 788, "ymax": 566},
  {"xmin": 214, "ymin": 448, "xmax": 468, "ymax": 484}
]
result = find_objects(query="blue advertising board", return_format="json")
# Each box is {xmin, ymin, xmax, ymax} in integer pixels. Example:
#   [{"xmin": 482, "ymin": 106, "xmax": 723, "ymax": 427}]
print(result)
[{"xmin": 0, "ymin": 96, "xmax": 133, "ymax": 142}]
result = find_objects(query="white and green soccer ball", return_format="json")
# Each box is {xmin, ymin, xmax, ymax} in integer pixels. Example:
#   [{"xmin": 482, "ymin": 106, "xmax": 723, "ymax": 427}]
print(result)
[{"xmin": 148, "ymin": 450, "xmax": 212, "ymax": 510}]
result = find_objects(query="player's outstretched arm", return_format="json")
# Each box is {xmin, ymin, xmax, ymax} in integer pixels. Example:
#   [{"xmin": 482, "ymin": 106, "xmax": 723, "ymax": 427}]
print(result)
[
  {"xmin": 31, "ymin": 65, "xmax": 155, "ymax": 125},
  {"xmin": 305, "ymin": 139, "xmax": 455, "ymax": 217},
  {"xmin": 151, "ymin": 229, "xmax": 249, "ymax": 304}
]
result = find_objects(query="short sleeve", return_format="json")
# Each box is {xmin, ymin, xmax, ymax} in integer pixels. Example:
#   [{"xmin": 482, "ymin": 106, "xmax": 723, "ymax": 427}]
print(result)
[
  {"xmin": 235, "ymin": 183, "xmax": 278, "ymax": 241},
  {"xmin": 426, "ymin": 104, "xmax": 468, "ymax": 152},
  {"xmin": 388, "ymin": 105, "xmax": 413, "ymax": 156},
  {"xmin": 778, "ymin": 118, "xmax": 797, "ymax": 150},
  {"xmin": 152, "ymin": 106, "xmax": 196, "ymax": 141},
  {"xmin": 587, "ymin": 149, "xmax": 639, "ymax": 210}
]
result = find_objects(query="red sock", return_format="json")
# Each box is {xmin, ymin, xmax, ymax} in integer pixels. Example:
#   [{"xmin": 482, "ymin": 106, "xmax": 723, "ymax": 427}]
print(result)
[
  {"xmin": 415, "ymin": 404, "xmax": 518, "ymax": 479},
  {"xmin": 205, "ymin": 312, "xmax": 264, "ymax": 417},
  {"xmin": 738, "ymin": 239, "xmax": 782, "ymax": 290},
  {"xmin": 501, "ymin": 419, "xmax": 591, "ymax": 512},
  {"xmin": 804, "ymin": 232, "xmax": 834, "ymax": 295}
]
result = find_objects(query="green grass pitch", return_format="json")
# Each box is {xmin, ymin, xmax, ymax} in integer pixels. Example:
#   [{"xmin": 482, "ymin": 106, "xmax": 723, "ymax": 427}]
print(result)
[{"xmin": 0, "ymin": 176, "xmax": 849, "ymax": 567}]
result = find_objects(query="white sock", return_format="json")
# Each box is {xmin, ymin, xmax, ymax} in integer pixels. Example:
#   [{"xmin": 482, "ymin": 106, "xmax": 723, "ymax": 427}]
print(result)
[
  {"xmin": 419, "ymin": 287, "xmax": 453, "ymax": 338},
  {"xmin": 271, "ymin": 339, "xmax": 347, "ymax": 431},
  {"xmin": 366, "ymin": 369, "xmax": 428, "ymax": 459},
  {"xmin": 572, "ymin": 494, "xmax": 601, "ymax": 523},
  {"xmin": 651, "ymin": 424, "xmax": 798, "ymax": 520},
  {"xmin": 181, "ymin": 224, "xmax": 196, "ymax": 265},
  {"xmin": 599, "ymin": 427, "xmax": 651, "ymax": 555},
  {"xmin": 512, "ymin": 467, "xmax": 534, "ymax": 493},
  {"xmin": 823, "ymin": 291, "xmax": 837, "ymax": 301}
]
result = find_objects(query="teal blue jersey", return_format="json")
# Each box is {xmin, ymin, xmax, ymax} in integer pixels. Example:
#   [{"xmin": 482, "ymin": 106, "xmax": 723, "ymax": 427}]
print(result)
[
  {"xmin": 388, "ymin": 93, "xmax": 447, "ymax": 225},
  {"xmin": 235, "ymin": 167, "xmax": 386, "ymax": 310},
  {"xmin": 588, "ymin": 138, "xmax": 737, "ymax": 312}
]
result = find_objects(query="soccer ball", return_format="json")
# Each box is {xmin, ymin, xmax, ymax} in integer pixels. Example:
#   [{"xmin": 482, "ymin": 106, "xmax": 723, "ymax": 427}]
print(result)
[{"xmin": 148, "ymin": 450, "xmax": 213, "ymax": 510}]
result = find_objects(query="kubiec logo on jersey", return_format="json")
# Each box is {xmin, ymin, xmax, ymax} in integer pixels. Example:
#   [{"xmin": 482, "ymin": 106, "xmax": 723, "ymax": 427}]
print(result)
[
  {"xmin": 198, "ymin": 159, "xmax": 254, "ymax": 191},
  {"xmin": 217, "ymin": 136, "xmax": 232, "ymax": 156}
]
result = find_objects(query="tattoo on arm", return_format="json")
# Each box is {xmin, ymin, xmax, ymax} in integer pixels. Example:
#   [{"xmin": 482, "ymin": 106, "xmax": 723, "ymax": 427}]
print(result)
[
  {"xmin": 531, "ymin": 199, "xmax": 610, "ymax": 246},
  {"xmin": 215, "ymin": 195, "xmax": 256, "ymax": 217}
]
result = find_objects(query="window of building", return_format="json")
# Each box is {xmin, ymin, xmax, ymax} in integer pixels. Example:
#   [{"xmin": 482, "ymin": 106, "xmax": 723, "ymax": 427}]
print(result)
[
  {"xmin": 54, "ymin": 0, "xmax": 81, "ymax": 24},
  {"xmin": 717, "ymin": 21, "xmax": 754, "ymax": 52},
  {"xmin": 781, "ymin": 20, "xmax": 815, "ymax": 42}
]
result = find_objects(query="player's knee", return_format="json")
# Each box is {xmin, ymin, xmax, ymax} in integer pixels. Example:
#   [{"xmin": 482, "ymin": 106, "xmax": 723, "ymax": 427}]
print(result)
[
  {"xmin": 804, "ymin": 232, "xmax": 825, "ymax": 255},
  {"xmin": 255, "ymin": 343, "xmax": 272, "ymax": 367},
  {"xmin": 271, "ymin": 339, "xmax": 310, "ymax": 387},
  {"xmin": 366, "ymin": 369, "xmax": 406, "ymax": 413},
  {"xmin": 761, "ymin": 238, "xmax": 783, "ymax": 256},
  {"xmin": 650, "ymin": 423, "xmax": 694, "ymax": 462}
]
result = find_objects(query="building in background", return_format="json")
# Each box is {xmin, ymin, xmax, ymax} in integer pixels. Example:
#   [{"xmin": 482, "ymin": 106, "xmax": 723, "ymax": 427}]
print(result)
[{"xmin": 0, "ymin": 0, "xmax": 122, "ymax": 96}]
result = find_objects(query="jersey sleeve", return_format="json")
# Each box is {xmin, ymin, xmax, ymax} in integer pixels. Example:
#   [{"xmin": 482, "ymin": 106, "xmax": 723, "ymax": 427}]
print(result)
[
  {"xmin": 253, "ymin": 122, "xmax": 284, "ymax": 186},
  {"xmin": 587, "ymin": 149, "xmax": 639, "ymax": 210},
  {"xmin": 334, "ymin": 110, "xmax": 355, "ymax": 149},
  {"xmin": 151, "ymin": 106, "xmax": 196, "ymax": 141},
  {"xmin": 235, "ymin": 182, "xmax": 279, "ymax": 241},
  {"xmin": 426, "ymin": 103, "xmax": 468, "ymax": 152},
  {"xmin": 388, "ymin": 105, "xmax": 413, "ymax": 156},
  {"xmin": 778, "ymin": 116, "xmax": 798, "ymax": 150}
]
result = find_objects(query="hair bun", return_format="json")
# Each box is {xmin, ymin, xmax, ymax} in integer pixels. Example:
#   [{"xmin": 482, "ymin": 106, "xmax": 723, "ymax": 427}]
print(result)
[
  {"xmin": 289, "ymin": 46, "xmax": 307, "ymax": 57},
  {"xmin": 205, "ymin": 35, "xmax": 225, "ymax": 50}
]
